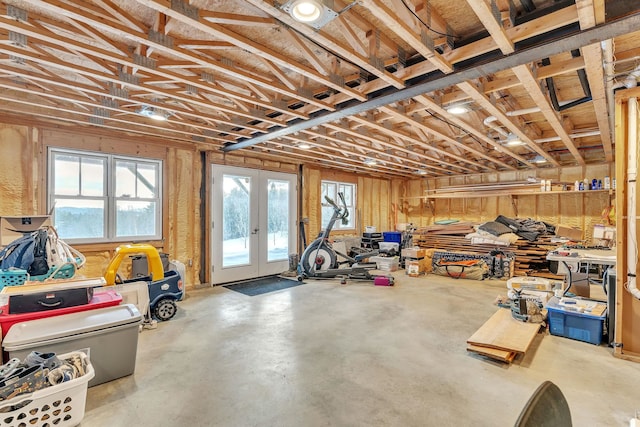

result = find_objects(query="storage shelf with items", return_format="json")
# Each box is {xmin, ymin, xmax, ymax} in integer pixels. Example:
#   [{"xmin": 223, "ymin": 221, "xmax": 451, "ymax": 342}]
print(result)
[{"xmin": 403, "ymin": 186, "xmax": 614, "ymax": 217}]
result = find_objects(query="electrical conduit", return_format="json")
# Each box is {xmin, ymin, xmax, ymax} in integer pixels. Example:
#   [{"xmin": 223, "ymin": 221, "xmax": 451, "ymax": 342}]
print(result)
[{"xmin": 627, "ymin": 97, "xmax": 640, "ymax": 299}]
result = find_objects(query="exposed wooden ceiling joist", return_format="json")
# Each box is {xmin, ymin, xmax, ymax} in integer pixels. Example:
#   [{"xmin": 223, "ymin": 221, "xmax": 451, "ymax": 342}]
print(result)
[{"xmin": 0, "ymin": 0, "xmax": 637, "ymax": 177}]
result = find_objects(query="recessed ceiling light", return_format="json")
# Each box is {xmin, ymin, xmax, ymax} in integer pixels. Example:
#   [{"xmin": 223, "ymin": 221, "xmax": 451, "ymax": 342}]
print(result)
[
  {"xmin": 290, "ymin": 0, "xmax": 322, "ymax": 22},
  {"xmin": 281, "ymin": 0, "xmax": 338, "ymax": 29},
  {"xmin": 446, "ymin": 104, "xmax": 469, "ymax": 115},
  {"xmin": 137, "ymin": 105, "xmax": 169, "ymax": 121}
]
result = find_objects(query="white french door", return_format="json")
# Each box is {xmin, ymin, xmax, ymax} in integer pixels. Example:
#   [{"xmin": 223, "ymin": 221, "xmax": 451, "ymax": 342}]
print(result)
[{"xmin": 211, "ymin": 165, "xmax": 297, "ymax": 284}]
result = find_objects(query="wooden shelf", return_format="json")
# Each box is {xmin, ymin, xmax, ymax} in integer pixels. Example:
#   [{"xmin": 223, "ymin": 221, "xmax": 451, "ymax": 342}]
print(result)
[
  {"xmin": 402, "ymin": 189, "xmax": 614, "ymax": 200},
  {"xmin": 403, "ymin": 189, "xmax": 614, "ymax": 216}
]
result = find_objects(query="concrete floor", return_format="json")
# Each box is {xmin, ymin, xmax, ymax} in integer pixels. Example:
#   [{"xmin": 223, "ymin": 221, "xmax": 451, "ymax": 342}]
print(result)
[{"xmin": 82, "ymin": 273, "xmax": 640, "ymax": 426}]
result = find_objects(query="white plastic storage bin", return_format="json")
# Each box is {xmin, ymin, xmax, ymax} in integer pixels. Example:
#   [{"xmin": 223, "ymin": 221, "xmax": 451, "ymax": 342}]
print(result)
[
  {"xmin": 371, "ymin": 256, "xmax": 399, "ymax": 272},
  {"xmin": 0, "ymin": 350, "xmax": 95, "ymax": 427},
  {"xmin": 3, "ymin": 304, "xmax": 142, "ymax": 387}
]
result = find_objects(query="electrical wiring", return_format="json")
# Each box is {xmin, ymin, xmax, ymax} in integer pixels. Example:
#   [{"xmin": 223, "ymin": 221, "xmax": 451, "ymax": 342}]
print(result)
[
  {"xmin": 399, "ymin": 0, "xmax": 460, "ymax": 39},
  {"xmin": 423, "ymin": 110, "xmax": 485, "ymax": 146},
  {"xmin": 280, "ymin": 21, "xmax": 368, "ymax": 79}
]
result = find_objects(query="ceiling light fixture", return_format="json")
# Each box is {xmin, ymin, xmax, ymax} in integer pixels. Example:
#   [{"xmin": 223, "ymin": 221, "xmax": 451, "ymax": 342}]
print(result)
[
  {"xmin": 281, "ymin": 0, "xmax": 339, "ymax": 29},
  {"xmin": 364, "ymin": 158, "xmax": 377, "ymax": 166},
  {"xmin": 137, "ymin": 105, "xmax": 169, "ymax": 121},
  {"xmin": 297, "ymin": 142, "xmax": 312, "ymax": 149},
  {"xmin": 445, "ymin": 104, "xmax": 469, "ymax": 115},
  {"xmin": 414, "ymin": 169, "xmax": 428, "ymax": 175},
  {"xmin": 505, "ymin": 133, "xmax": 524, "ymax": 146},
  {"xmin": 532, "ymin": 155, "xmax": 547, "ymax": 163}
]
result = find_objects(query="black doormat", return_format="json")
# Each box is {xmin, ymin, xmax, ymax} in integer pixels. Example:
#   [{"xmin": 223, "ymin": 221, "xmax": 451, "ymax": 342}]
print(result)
[{"xmin": 223, "ymin": 276, "xmax": 305, "ymax": 296}]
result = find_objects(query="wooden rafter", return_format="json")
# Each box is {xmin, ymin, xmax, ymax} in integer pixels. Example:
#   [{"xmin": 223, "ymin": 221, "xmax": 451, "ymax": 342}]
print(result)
[
  {"xmin": 243, "ymin": 0, "xmax": 405, "ymax": 89},
  {"xmin": 511, "ymin": 64, "xmax": 585, "ymax": 165},
  {"xmin": 576, "ymin": 0, "xmax": 613, "ymax": 162},
  {"xmin": 134, "ymin": 0, "xmax": 368, "ymax": 102},
  {"xmin": 18, "ymin": 1, "xmax": 336, "ymax": 111}
]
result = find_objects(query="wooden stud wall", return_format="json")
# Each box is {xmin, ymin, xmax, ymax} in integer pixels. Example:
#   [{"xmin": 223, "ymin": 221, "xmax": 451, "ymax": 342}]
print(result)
[
  {"xmin": 614, "ymin": 88, "xmax": 640, "ymax": 361},
  {"xmin": 301, "ymin": 166, "xmax": 393, "ymax": 240},
  {"xmin": 0, "ymin": 120, "xmax": 202, "ymax": 288},
  {"xmin": 393, "ymin": 164, "xmax": 614, "ymax": 243}
]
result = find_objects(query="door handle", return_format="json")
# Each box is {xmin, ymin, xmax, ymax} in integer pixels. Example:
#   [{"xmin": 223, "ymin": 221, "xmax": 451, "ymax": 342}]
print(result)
[{"xmin": 252, "ymin": 228, "xmax": 259, "ymax": 234}]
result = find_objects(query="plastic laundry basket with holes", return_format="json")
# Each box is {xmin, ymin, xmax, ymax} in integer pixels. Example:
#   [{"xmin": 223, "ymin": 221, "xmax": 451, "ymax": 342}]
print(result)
[{"xmin": 0, "ymin": 350, "xmax": 95, "ymax": 427}]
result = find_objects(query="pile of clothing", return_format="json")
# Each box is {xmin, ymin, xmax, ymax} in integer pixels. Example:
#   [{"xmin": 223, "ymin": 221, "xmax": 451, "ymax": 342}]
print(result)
[{"xmin": 0, "ymin": 350, "xmax": 89, "ymax": 401}]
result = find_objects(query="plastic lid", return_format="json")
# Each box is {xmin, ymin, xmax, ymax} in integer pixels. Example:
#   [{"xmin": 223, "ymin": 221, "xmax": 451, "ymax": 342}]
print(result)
[{"xmin": 2, "ymin": 303, "xmax": 141, "ymax": 349}]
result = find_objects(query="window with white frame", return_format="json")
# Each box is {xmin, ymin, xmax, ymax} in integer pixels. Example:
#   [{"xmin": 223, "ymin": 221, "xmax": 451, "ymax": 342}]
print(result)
[
  {"xmin": 320, "ymin": 180, "xmax": 356, "ymax": 230},
  {"xmin": 48, "ymin": 148, "xmax": 162, "ymax": 243}
]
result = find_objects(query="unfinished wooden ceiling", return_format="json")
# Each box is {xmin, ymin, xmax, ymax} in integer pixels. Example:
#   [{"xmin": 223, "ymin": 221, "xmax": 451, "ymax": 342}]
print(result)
[{"xmin": 0, "ymin": 0, "xmax": 639, "ymax": 177}]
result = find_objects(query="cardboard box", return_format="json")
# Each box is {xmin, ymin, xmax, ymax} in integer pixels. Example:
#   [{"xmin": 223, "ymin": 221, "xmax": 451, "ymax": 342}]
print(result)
[
  {"xmin": 0, "ymin": 216, "xmax": 51, "ymax": 247},
  {"xmin": 555, "ymin": 224, "xmax": 583, "ymax": 241},
  {"xmin": 402, "ymin": 247, "xmax": 426, "ymax": 259},
  {"xmin": 405, "ymin": 258, "xmax": 430, "ymax": 276}
]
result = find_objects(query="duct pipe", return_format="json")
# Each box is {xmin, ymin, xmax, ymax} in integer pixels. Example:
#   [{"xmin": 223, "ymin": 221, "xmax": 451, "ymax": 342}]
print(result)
[
  {"xmin": 506, "ymin": 107, "xmax": 541, "ymax": 116},
  {"xmin": 483, "ymin": 116, "xmax": 509, "ymax": 137},
  {"xmin": 534, "ymin": 130, "xmax": 601, "ymax": 143},
  {"xmin": 627, "ymin": 97, "xmax": 640, "ymax": 299},
  {"xmin": 624, "ymin": 64, "xmax": 640, "ymax": 88}
]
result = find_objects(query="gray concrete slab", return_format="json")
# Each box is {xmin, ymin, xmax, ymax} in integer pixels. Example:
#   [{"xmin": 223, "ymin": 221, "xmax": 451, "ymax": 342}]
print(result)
[{"xmin": 82, "ymin": 274, "xmax": 640, "ymax": 426}]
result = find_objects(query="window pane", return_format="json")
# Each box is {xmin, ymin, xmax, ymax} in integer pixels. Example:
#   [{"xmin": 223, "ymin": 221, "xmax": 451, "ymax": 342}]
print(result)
[
  {"xmin": 267, "ymin": 180, "xmax": 289, "ymax": 262},
  {"xmin": 116, "ymin": 200, "xmax": 156, "ymax": 237},
  {"xmin": 53, "ymin": 198, "xmax": 105, "ymax": 239},
  {"xmin": 81, "ymin": 157, "xmax": 104, "ymax": 196},
  {"xmin": 137, "ymin": 163, "xmax": 157, "ymax": 198},
  {"xmin": 321, "ymin": 180, "xmax": 356, "ymax": 230},
  {"xmin": 115, "ymin": 161, "xmax": 158, "ymax": 198},
  {"xmin": 50, "ymin": 150, "xmax": 162, "ymax": 243},
  {"xmin": 115, "ymin": 160, "xmax": 136, "ymax": 197},
  {"xmin": 340, "ymin": 184, "xmax": 353, "ymax": 206},
  {"xmin": 344, "ymin": 207, "xmax": 355, "ymax": 228},
  {"xmin": 54, "ymin": 154, "xmax": 79, "ymax": 196}
]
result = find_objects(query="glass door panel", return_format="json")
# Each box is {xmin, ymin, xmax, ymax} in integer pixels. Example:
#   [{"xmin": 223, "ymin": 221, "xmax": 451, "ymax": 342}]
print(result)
[
  {"xmin": 222, "ymin": 174, "xmax": 251, "ymax": 267},
  {"xmin": 267, "ymin": 180, "xmax": 290, "ymax": 263}
]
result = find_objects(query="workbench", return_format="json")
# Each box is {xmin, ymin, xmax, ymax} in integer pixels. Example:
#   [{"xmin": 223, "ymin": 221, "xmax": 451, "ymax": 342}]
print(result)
[{"xmin": 546, "ymin": 248, "xmax": 616, "ymax": 297}]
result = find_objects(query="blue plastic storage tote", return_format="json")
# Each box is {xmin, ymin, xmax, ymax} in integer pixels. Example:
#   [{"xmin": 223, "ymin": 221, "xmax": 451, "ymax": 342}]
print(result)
[{"xmin": 546, "ymin": 296, "xmax": 606, "ymax": 345}]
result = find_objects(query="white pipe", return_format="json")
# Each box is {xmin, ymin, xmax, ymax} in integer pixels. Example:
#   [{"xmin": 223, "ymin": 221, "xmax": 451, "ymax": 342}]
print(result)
[
  {"xmin": 534, "ymin": 130, "xmax": 601, "ymax": 144},
  {"xmin": 506, "ymin": 107, "xmax": 541, "ymax": 116},
  {"xmin": 627, "ymin": 97, "xmax": 640, "ymax": 299},
  {"xmin": 483, "ymin": 116, "xmax": 509, "ymax": 137}
]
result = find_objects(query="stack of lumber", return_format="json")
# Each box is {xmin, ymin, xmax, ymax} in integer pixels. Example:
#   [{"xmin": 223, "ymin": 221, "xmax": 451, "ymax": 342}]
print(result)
[
  {"xmin": 467, "ymin": 308, "xmax": 543, "ymax": 363},
  {"xmin": 413, "ymin": 226, "xmax": 563, "ymax": 279}
]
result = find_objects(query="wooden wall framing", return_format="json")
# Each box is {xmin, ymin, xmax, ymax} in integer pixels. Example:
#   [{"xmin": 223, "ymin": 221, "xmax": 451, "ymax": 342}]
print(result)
[
  {"xmin": 614, "ymin": 88, "xmax": 640, "ymax": 361},
  {"xmin": 393, "ymin": 165, "xmax": 614, "ymax": 244},
  {"xmin": 0, "ymin": 119, "xmax": 203, "ymax": 288}
]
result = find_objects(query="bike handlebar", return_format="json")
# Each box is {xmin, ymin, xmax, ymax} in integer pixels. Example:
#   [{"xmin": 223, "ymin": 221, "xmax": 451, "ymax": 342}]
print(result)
[
  {"xmin": 324, "ymin": 195, "xmax": 339, "ymax": 209},
  {"xmin": 324, "ymin": 193, "xmax": 349, "ymax": 224}
]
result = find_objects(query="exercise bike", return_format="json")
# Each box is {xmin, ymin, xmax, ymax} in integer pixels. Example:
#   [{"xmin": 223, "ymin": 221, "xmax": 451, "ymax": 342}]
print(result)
[{"xmin": 297, "ymin": 192, "xmax": 394, "ymax": 285}]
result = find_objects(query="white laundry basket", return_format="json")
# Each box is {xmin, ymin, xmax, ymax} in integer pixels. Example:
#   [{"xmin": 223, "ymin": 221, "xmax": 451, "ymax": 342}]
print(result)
[{"xmin": 0, "ymin": 350, "xmax": 95, "ymax": 427}]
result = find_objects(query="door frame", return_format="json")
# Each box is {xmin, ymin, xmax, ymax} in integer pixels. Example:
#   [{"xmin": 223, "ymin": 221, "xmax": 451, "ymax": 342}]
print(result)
[{"xmin": 210, "ymin": 164, "xmax": 297, "ymax": 285}]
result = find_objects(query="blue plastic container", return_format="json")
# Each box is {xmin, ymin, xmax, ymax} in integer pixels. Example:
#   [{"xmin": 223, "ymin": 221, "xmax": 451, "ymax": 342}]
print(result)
[
  {"xmin": 383, "ymin": 231, "xmax": 402, "ymax": 243},
  {"xmin": 546, "ymin": 296, "xmax": 606, "ymax": 345}
]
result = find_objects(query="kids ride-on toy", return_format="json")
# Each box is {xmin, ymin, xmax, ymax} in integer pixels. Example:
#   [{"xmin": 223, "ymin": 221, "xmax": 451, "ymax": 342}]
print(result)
[{"xmin": 104, "ymin": 244, "xmax": 184, "ymax": 321}]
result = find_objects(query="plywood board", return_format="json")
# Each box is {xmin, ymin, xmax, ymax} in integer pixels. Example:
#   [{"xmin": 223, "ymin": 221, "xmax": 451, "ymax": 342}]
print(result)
[
  {"xmin": 467, "ymin": 308, "xmax": 542, "ymax": 353},
  {"xmin": 467, "ymin": 344, "xmax": 516, "ymax": 363}
]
